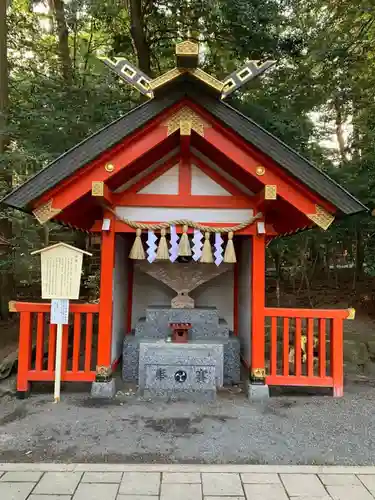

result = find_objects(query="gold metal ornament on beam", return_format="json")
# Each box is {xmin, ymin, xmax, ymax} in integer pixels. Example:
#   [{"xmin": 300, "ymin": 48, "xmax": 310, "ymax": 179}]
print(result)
[
  {"xmin": 33, "ymin": 199, "xmax": 62, "ymax": 224},
  {"xmin": 92, "ymin": 181, "xmax": 105, "ymax": 197},
  {"xmin": 307, "ymin": 205, "xmax": 335, "ymax": 230},
  {"xmin": 265, "ymin": 185, "xmax": 277, "ymax": 200},
  {"xmin": 165, "ymin": 107, "xmax": 209, "ymax": 137}
]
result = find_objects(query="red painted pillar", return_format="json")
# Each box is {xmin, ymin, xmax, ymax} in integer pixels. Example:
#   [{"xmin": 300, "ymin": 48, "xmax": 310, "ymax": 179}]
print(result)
[
  {"xmin": 332, "ymin": 318, "xmax": 344, "ymax": 397},
  {"xmin": 98, "ymin": 212, "xmax": 115, "ymax": 367},
  {"xmin": 251, "ymin": 234, "xmax": 266, "ymax": 381}
]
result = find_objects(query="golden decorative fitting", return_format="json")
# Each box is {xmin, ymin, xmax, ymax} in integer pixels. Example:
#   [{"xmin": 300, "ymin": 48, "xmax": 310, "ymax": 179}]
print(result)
[
  {"xmin": 251, "ymin": 368, "xmax": 265, "ymax": 379},
  {"xmin": 347, "ymin": 308, "xmax": 356, "ymax": 320},
  {"xmin": 149, "ymin": 68, "xmax": 185, "ymax": 91},
  {"xmin": 95, "ymin": 365, "xmax": 112, "ymax": 382},
  {"xmin": 180, "ymin": 120, "xmax": 192, "ymax": 136},
  {"xmin": 307, "ymin": 205, "xmax": 335, "ymax": 230},
  {"xmin": 33, "ymin": 199, "xmax": 61, "ymax": 224},
  {"xmin": 176, "ymin": 41, "xmax": 199, "ymax": 69},
  {"xmin": 265, "ymin": 185, "xmax": 277, "ymax": 200},
  {"xmin": 256, "ymin": 166, "xmax": 265, "ymax": 176},
  {"xmin": 8, "ymin": 300, "xmax": 17, "ymax": 312},
  {"xmin": 105, "ymin": 163, "xmax": 115, "ymax": 172},
  {"xmin": 176, "ymin": 41, "xmax": 199, "ymax": 56},
  {"xmin": 92, "ymin": 181, "xmax": 104, "ymax": 197},
  {"xmin": 190, "ymin": 68, "xmax": 224, "ymax": 92},
  {"xmin": 165, "ymin": 106, "xmax": 210, "ymax": 137}
]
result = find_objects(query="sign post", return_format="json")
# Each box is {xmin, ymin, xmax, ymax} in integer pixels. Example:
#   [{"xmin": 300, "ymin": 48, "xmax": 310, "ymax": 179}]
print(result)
[{"xmin": 31, "ymin": 243, "xmax": 91, "ymax": 402}]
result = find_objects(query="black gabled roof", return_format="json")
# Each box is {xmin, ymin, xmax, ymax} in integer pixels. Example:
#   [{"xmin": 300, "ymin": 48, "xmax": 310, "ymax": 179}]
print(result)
[{"xmin": 2, "ymin": 78, "xmax": 367, "ymax": 215}]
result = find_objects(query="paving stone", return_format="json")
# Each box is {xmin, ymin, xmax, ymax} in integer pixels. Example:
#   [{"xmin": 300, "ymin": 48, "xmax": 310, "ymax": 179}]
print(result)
[
  {"xmin": 319, "ymin": 474, "xmax": 362, "ymax": 485},
  {"xmin": 358, "ymin": 475, "xmax": 375, "ymax": 492},
  {"xmin": 202, "ymin": 473, "xmax": 243, "ymax": 496},
  {"xmin": 82, "ymin": 472, "xmax": 122, "ymax": 483},
  {"xmin": 240, "ymin": 473, "xmax": 280, "ymax": 484},
  {"xmin": 280, "ymin": 474, "xmax": 327, "ymax": 497},
  {"xmin": 73, "ymin": 482, "xmax": 118, "ymax": 500},
  {"xmin": 29, "ymin": 496, "xmax": 72, "ymax": 500},
  {"xmin": 1, "ymin": 471, "xmax": 43, "ymax": 482},
  {"xmin": 289, "ymin": 497, "xmax": 332, "ymax": 500},
  {"xmin": 0, "ymin": 482, "xmax": 36, "ymax": 500},
  {"xmin": 327, "ymin": 484, "xmax": 375, "ymax": 500},
  {"xmin": 161, "ymin": 482, "xmax": 202, "ymax": 500},
  {"xmin": 33, "ymin": 472, "xmax": 83, "ymax": 495},
  {"xmin": 117, "ymin": 497, "xmax": 159, "ymax": 500},
  {"xmin": 119, "ymin": 472, "xmax": 160, "ymax": 496},
  {"xmin": 162, "ymin": 472, "xmax": 201, "ymax": 483},
  {"xmin": 243, "ymin": 483, "xmax": 288, "ymax": 499},
  {"xmin": 204, "ymin": 497, "xmax": 245, "ymax": 500}
]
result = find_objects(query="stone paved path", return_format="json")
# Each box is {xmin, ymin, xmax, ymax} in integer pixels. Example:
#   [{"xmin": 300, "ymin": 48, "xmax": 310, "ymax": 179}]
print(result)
[{"xmin": 2, "ymin": 464, "xmax": 375, "ymax": 499}]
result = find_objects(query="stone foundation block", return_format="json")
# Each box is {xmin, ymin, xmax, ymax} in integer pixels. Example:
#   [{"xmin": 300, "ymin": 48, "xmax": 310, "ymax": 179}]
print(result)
[
  {"xmin": 247, "ymin": 383, "xmax": 270, "ymax": 401},
  {"xmin": 90, "ymin": 378, "xmax": 116, "ymax": 399}
]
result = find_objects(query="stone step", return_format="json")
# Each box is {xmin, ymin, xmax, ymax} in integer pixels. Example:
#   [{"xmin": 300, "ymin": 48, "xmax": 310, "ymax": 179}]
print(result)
[{"xmin": 145, "ymin": 307, "xmax": 220, "ymax": 326}]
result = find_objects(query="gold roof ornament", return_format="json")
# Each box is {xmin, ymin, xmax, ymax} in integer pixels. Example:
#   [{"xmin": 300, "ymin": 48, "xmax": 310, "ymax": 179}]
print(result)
[
  {"xmin": 98, "ymin": 40, "xmax": 275, "ymax": 100},
  {"xmin": 176, "ymin": 41, "xmax": 199, "ymax": 68},
  {"xmin": 307, "ymin": 205, "xmax": 335, "ymax": 230}
]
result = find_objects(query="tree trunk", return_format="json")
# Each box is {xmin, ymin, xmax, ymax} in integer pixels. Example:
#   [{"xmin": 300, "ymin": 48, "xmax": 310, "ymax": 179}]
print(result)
[
  {"xmin": 334, "ymin": 97, "xmax": 346, "ymax": 162},
  {"xmin": 0, "ymin": 0, "xmax": 14, "ymax": 320},
  {"xmin": 51, "ymin": 0, "xmax": 73, "ymax": 84},
  {"xmin": 129, "ymin": 0, "xmax": 152, "ymax": 75}
]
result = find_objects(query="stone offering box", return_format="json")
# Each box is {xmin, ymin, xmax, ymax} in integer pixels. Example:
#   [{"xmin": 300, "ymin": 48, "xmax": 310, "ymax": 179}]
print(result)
[
  {"xmin": 123, "ymin": 306, "xmax": 240, "ymax": 387},
  {"xmin": 138, "ymin": 341, "xmax": 223, "ymax": 401}
]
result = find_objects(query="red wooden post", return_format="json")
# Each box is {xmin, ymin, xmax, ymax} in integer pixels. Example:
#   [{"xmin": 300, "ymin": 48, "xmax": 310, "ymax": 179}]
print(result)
[
  {"xmin": 17, "ymin": 311, "xmax": 33, "ymax": 395},
  {"xmin": 332, "ymin": 318, "xmax": 344, "ymax": 397},
  {"xmin": 251, "ymin": 234, "xmax": 266, "ymax": 382},
  {"xmin": 98, "ymin": 212, "xmax": 115, "ymax": 367}
]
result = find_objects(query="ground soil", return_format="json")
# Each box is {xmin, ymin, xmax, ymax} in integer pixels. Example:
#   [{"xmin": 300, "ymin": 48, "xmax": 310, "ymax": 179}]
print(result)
[{"xmin": 1, "ymin": 379, "xmax": 375, "ymax": 465}]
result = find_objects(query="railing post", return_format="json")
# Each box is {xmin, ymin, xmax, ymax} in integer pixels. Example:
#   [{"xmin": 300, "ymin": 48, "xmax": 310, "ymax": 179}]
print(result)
[
  {"xmin": 98, "ymin": 211, "xmax": 115, "ymax": 368},
  {"xmin": 332, "ymin": 318, "xmax": 344, "ymax": 397},
  {"xmin": 250, "ymin": 234, "xmax": 266, "ymax": 384},
  {"xmin": 17, "ymin": 311, "xmax": 32, "ymax": 397}
]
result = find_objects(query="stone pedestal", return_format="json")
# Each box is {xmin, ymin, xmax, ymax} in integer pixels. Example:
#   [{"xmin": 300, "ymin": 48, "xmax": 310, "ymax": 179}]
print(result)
[
  {"xmin": 138, "ymin": 340, "xmax": 222, "ymax": 401},
  {"xmin": 123, "ymin": 307, "xmax": 240, "ymax": 386}
]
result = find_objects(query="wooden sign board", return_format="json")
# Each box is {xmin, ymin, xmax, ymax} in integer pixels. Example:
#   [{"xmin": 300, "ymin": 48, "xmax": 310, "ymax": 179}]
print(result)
[{"xmin": 31, "ymin": 243, "xmax": 92, "ymax": 300}]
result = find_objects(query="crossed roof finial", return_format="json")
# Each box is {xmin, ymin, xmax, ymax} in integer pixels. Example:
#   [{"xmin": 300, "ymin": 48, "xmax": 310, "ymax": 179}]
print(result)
[{"xmin": 98, "ymin": 40, "xmax": 275, "ymax": 100}]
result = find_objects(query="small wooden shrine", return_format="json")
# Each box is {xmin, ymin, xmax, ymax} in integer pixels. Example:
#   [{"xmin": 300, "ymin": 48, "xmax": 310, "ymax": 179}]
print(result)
[{"xmin": 2, "ymin": 41, "xmax": 366, "ymax": 398}]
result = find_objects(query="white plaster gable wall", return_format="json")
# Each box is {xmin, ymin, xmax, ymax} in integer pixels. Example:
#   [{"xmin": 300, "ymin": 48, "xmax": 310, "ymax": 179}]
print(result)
[
  {"xmin": 114, "ymin": 148, "xmax": 179, "ymax": 193},
  {"xmin": 111, "ymin": 234, "xmax": 130, "ymax": 362},
  {"xmin": 138, "ymin": 165, "xmax": 179, "ymax": 194},
  {"xmin": 237, "ymin": 236, "xmax": 252, "ymax": 365},
  {"xmin": 191, "ymin": 165, "xmax": 232, "ymax": 196},
  {"xmin": 191, "ymin": 147, "xmax": 254, "ymax": 196}
]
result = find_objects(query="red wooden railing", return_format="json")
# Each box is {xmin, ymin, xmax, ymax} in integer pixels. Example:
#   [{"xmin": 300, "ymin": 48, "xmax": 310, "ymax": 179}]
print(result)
[
  {"xmin": 264, "ymin": 307, "xmax": 353, "ymax": 397},
  {"xmin": 11, "ymin": 302, "xmax": 100, "ymax": 393}
]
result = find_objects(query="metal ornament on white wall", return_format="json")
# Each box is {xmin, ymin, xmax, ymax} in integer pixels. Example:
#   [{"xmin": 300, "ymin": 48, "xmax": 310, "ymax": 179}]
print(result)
[{"xmin": 192, "ymin": 229, "xmax": 203, "ymax": 261}]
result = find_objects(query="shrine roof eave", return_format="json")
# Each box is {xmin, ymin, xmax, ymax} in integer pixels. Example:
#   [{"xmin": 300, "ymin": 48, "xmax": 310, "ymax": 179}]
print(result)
[{"xmin": 1, "ymin": 77, "xmax": 367, "ymax": 217}]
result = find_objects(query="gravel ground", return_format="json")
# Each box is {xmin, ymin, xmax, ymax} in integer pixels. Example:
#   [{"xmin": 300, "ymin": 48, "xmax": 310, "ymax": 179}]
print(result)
[{"xmin": 0, "ymin": 380, "xmax": 374, "ymax": 465}]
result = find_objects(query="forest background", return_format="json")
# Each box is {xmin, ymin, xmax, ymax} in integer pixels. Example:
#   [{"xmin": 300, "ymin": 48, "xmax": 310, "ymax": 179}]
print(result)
[{"xmin": 0, "ymin": 0, "xmax": 374, "ymax": 330}]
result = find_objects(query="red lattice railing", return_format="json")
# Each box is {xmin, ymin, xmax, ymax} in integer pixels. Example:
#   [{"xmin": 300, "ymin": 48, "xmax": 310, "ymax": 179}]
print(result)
[
  {"xmin": 11, "ymin": 302, "xmax": 99, "ymax": 394},
  {"xmin": 265, "ymin": 307, "xmax": 352, "ymax": 396}
]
